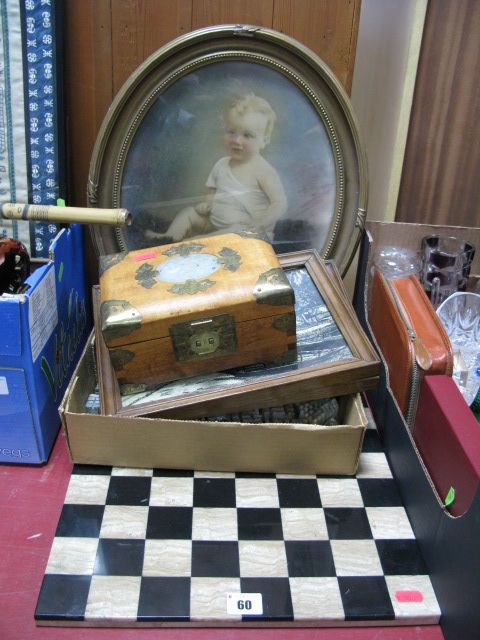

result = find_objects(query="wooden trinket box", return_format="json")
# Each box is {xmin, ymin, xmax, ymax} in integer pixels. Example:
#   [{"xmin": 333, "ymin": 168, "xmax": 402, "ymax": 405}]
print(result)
[{"xmin": 99, "ymin": 232, "xmax": 296, "ymax": 389}]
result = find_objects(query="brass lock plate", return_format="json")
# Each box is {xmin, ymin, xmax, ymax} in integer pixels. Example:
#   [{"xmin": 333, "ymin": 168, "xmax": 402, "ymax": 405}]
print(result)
[{"xmin": 170, "ymin": 314, "xmax": 237, "ymax": 362}]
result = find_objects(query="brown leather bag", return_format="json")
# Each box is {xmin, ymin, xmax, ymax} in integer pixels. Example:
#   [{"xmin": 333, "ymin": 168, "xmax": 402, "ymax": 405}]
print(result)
[{"xmin": 369, "ymin": 269, "xmax": 453, "ymax": 427}]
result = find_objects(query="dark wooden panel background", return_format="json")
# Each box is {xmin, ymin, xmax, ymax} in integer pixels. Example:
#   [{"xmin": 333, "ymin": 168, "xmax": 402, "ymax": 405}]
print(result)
[
  {"xmin": 63, "ymin": 0, "xmax": 361, "ymax": 207},
  {"xmin": 396, "ymin": 0, "xmax": 480, "ymax": 228}
]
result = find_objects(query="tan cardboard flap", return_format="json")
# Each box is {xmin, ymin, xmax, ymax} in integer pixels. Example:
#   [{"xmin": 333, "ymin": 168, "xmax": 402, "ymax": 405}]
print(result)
[{"xmin": 63, "ymin": 405, "xmax": 365, "ymax": 474}]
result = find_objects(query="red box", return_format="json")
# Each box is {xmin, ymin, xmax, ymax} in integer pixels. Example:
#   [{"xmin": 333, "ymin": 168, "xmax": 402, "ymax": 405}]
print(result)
[{"xmin": 413, "ymin": 375, "xmax": 480, "ymax": 516}]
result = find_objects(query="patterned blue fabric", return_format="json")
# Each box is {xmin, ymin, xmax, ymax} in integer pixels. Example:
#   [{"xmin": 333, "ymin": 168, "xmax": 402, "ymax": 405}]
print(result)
[
  {"xmin": 23, "ymin": 0, "xmax": 61, "ymax": 256},
  {"xmin": 0, "ymin": 0, "xmax": 25, "ymax": 242},
  {"xmin": 0, "ymin": 0, "xmax": 62, "ymax": 257}
]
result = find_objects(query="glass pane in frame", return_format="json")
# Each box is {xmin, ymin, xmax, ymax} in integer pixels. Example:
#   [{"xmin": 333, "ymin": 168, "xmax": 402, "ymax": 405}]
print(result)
[
  {"xmin": 120, "ymin": 60, "xmax": 337, "ymax": 255},
  {"xmin": 88, "ymin": 26, "xmax": 367, "ymax": 276}
]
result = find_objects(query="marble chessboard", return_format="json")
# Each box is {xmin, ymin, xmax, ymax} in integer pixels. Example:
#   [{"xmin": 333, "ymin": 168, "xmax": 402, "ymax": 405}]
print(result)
[{"xmin": 35, "ymin": 421, "xmax": 441, "ymax": 627}]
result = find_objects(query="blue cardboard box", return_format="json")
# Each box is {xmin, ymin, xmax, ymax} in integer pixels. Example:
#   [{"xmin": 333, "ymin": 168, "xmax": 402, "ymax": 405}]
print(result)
[{"xmin": 0, "ymin": 224, "xmax": 90, "ymax": 464}]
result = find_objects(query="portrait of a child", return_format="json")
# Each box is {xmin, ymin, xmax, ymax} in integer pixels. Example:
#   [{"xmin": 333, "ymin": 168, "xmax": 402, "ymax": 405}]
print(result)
[{"xmin": 145, "ymin": 93, "xmax": 287, "ymax": 243}]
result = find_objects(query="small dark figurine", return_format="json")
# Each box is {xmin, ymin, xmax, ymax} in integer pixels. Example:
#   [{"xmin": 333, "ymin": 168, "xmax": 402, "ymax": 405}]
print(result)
[{"xmin": 0, "ymin": 238, "xmax": 30, "ymax": 294}]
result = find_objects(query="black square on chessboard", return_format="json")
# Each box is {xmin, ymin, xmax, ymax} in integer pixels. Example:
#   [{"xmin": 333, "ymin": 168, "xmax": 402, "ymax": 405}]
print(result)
[
  {"xmin": 72, "ymin": 464, "xmax": 113, "ymax": 475},
  {"xmin": 35, "ymin": 575, "xmax": 91, "ymax": 621},
  {"xmin": 146, "ymin": 506, "xmax": 193, "ymax": 539},
  {"xmin": 285, "ymin": 540, "xmax": 336, "ymax": 577},
  {"xmin": 193, "ymin": 478, "xmax": 236, "ymax": 508},
  {"xmin": 357, "ymin": 478, "xmax": 404, "ymax": 507},
  {"xmin": 106, "ymin": 476, "xmax": 152, "ymax": 506},
  {"xmin": 324, "ymin": 508, "xmax": 373, "ymax": 539},
  {"xmin": 235, "ymin": 472, "xmax": 276, "ymax": 478},
  {"xmin": 55, "ymin": 504, "xmax": 104, "ymax": 537},
  {"xmin": 361, "ymin": 428, "xmax": 384, "ymax": 452},
  {"xmin": 376, "ymin": 539, "xmax": 428, "ymax": 575},
  {"xmin": 338, "ymin": 576, "xmax": 394, "ymax": 621},
  {"xmin": 153, "ymin": 468, "xmax": 194, "ymax": 477},
  {"xmin": 93, "ymin": 538, "xmax": 145, "ymax": 576},
  {"xmin": 237, "ymin": 508, "xmax": 283, "ymax": 540},
  {"xmin": 240, "ymin": 577, "xmax": 293, "ymax": 621},
  {"xmin": 137, "ymin": 577, "xmax": 190, "ymax": 622},
  {"xmin": 276, "ymin": 478, "xmax": 321, "ymax": 508},
  {"xmin": 191, "ymin": 541, "xmax": 240, "ymax": 577}
]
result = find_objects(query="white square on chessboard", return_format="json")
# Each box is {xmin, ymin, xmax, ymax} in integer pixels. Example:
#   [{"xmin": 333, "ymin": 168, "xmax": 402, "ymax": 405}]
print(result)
[
  {"xmin": 149, "ymin": 476, "xmax": 194, "ymax": 507},
  {"xmin": 366, "ymin": 507, "xmax": 415, "ymax": 539},
  {"xmin": 192, "ymin": 507, "xmax": 238, "ymax": 540},
  {"xmin": 386, "ymin": 575, "xmax": 441, "ymax": 623},
  {"xmin": 239, "ymin": 541, "xmax": 288, "ymax": 577},
  {"xmin": 99, "ymin": 505, "xmax": 149, "ymax": 539},
  {"xmin": 194, "ymin": 470, "xmax": 235, "ymax": 478},
  {"xmin": 276, "ymin": 473, "xmax": 317, "ymax": 479},
  {"xmin": 111, "ymin": 467, "xmax": 153, "ymax": 476},
  {"xmin": 235, "ymin": 478, "xmax": 279, "ymax": 508},
  {"xmin": 356, "ymin": 452, "xmax": 393, "ymax": 478},
  {"xmin": 143, "ymin": 539, "xmax": 192, "ymax": 577},
  {"xmin": 289, "ymin": 577, "xmax": 344, "ymax": 620},
  {"xmin": 190, "ymin": 577, "xmax": 241, "ymax": 621},
  {"xmin": 45, "ymin": 537, "xmax": 98, "ymax": 575},
  {"xmin": 317, "ymin": 478, "xmax": 364, "ymax": 508},
  {"xmin": 64, "ymin": 475, "xmax": 110, "ymax": 505},
  {"xmin": 330, "ymin": 539, "xmax": 383, "ymax": 576},
  {"xmin": 281, "ymin": 507, "xmax": 329, "ymax": 540},
  {"xmin": 85, "ymin": 575, "xmax": 141, "ymax": 620}
]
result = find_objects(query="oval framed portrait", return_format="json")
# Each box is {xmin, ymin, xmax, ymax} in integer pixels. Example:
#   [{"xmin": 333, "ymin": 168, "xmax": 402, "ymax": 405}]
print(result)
[{"xmin": 88, "ymin": 25, "xmax": 367, "ymax": 275}]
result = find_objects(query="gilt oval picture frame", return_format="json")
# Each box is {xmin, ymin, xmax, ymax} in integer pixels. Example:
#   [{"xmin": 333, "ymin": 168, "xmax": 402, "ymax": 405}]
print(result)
[{"xmin": 88, "ymin": 25, "xmax": 367, "ymax": 275}]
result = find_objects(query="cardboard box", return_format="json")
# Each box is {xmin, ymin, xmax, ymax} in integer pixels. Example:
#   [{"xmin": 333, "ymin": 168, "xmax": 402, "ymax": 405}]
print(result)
[
  {"xmin": 353, "ymin": 220, "xmax": 480, "ymax": 640},
  {"xmin": 0, "ymin": 225, "xmax": 90, "ymax": 464},
  {"xmin": 60, "ymin": 332, "xmax": 368, "ymax": 475}
]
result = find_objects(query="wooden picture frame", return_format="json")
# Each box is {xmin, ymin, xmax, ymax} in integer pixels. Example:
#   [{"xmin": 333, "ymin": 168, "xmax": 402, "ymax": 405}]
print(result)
[
  {"xmin": 88, "ymin": 25, "xmax": 367, "ymax": 276},
  {"xmin": 93, "ymin": 251, "xmax": 379, "ymax": 419}
]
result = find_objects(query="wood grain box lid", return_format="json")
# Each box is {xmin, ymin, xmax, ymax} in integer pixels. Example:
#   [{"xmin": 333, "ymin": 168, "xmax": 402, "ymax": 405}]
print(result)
[{"xmin": 99, "ymin": 232, "xmax": 295, "ymax": 349}]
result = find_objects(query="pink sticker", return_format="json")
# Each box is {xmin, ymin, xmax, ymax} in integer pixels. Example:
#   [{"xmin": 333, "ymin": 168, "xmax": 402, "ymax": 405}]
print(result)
[
  {"xmin": 134, "ymin": 251, "xmax": 156, "ymax": 261},
  {"xmin": 395, "ymin": 590, "xmax": 424, "ymax": 603}
]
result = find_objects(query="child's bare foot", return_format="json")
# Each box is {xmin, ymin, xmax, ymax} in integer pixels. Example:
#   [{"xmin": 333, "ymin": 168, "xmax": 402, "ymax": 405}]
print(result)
[{"xmin": 145, "ymin": 230, "xmax": 163, "ymax": 240}]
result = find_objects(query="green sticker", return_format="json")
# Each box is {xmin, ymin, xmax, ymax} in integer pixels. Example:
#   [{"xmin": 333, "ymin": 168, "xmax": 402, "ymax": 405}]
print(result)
[
  {"xmin": 58, "ymin": 262, "xmax": 64, "ymax": 282},
  {"xmin": 444, "ymin": 486, "xmax": 455, "ymax": 507}
]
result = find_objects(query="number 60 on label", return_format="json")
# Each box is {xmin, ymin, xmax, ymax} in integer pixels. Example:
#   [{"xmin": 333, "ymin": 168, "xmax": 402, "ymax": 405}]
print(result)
[{"xmin": 226, "ymin": 592, "xmax": 263, "ymax": 615}]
